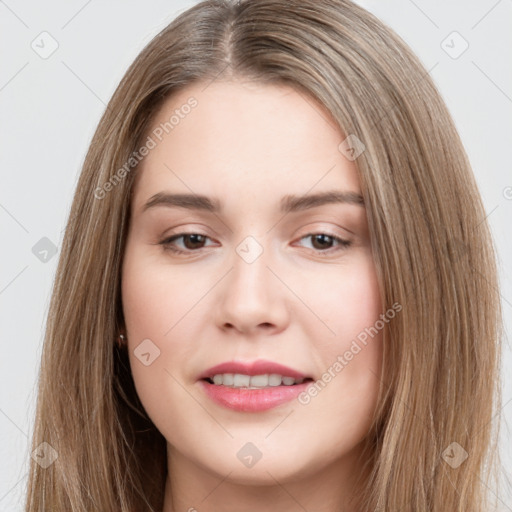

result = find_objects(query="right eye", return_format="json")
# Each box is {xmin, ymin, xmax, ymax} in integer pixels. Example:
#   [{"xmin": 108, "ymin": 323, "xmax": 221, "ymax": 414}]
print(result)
[{"xmin": 159, "ymin": 233, "xmax": 216, "ymax": 255}]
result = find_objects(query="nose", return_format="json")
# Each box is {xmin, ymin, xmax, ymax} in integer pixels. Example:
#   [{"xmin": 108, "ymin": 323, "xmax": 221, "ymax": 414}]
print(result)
[{"xmin": 213, "ymin": 240, "xmax": 290, "ymax": 337}]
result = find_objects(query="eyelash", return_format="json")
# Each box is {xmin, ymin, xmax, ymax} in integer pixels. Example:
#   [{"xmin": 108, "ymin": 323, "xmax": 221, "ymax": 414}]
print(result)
[{"xmin": 158, "ymin": 232, "xmax": 352, "ymax": 257}]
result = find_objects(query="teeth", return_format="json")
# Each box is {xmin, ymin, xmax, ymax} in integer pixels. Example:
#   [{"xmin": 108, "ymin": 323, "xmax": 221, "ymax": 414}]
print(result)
[
  {"xmin": 209, "ymin": 373, "xmax": 305, "ymax": 388},
  {"xmin": 250, "ymin": 374, "xmax": 268, "ymax": 387},
  {"xmin": 233, "ymin": 374, "xmax": 250, "ymax": 387},
  {"xmin": 268, "ymin": 373, "xmax": 282, "ymax": 386}
]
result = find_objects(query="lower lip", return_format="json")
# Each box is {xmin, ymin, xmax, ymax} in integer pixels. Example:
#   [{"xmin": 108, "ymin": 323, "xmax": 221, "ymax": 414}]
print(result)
[{"xmin": 199, "ymin": 380, "xmax": 312, "ymax": 412}]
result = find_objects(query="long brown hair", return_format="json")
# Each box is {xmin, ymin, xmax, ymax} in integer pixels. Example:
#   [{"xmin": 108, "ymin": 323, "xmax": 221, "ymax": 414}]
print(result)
[{"xmin": 25, "ymin": 0, "xmax": 503, "ymax": 510}]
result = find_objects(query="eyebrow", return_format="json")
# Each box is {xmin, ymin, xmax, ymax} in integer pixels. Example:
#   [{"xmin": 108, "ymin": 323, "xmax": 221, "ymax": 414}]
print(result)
[{"xmin": 142, "ymin": 190, "xmax": 364, "ymax": 214}]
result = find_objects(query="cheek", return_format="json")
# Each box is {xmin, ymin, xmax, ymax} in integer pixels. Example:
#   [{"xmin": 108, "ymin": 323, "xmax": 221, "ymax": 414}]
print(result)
[
  {"xmin": 306, "ymin": 254, "xmax": 382, "ymax": 344},
  {"xmin": 120, "ymin": 243, "xmax": 210, "ymax": 400},
  {"xmin": 297, "ymin": 254, "xmax": 383, "ymax": 417},
  {"xmin": 121, "ymin": 245, "xmax": 200, "ymax": 339},
  {"xmin": 120, "ymin": 247, "xmax": 194, "ymax": 431}
]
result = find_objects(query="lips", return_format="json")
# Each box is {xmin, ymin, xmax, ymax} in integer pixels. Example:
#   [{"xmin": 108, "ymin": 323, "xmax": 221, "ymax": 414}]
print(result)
[{"xmin": 197, "ymin": 360, "xmax": 314, "ymax": 412}]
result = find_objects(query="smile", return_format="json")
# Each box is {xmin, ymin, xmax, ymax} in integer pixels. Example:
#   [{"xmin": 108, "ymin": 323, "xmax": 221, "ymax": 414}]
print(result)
[{"xmin": 198, "ymin": 360, "xmax": 314, "ymax": 412}]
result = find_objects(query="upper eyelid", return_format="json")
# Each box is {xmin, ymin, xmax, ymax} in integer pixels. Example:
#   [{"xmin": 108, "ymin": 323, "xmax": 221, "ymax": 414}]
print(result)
[
  {"xmin": 161, "ymin": 229, "xmax": 349, "ymax": 240},
  {"xmin": 160, "ymin": 221, "xmax": 353, "ymax": 240}
]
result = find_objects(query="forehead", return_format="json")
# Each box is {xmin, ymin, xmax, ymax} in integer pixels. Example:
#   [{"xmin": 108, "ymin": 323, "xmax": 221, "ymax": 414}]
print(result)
[{"xmin": 131, "ymin": 80, "xmax": 361, "ymax": 215}]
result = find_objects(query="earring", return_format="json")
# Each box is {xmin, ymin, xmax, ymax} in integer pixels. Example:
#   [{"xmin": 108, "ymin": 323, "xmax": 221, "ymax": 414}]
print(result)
[{"xmin": 117, "ymin": 333, "xmax": 126, "ymax": 347}]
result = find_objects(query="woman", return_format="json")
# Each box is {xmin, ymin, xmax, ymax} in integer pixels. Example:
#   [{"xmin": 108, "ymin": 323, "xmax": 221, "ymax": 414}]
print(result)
[{"xmin": 25, "ymin": 0, "xmax": 503, "ymax": 510}]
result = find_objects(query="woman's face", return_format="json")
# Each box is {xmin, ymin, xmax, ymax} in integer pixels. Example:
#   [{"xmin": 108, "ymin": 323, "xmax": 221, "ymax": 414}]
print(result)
[{"xmin": 122, "ymin": 79, "xmax": 383, "ymax": 485}]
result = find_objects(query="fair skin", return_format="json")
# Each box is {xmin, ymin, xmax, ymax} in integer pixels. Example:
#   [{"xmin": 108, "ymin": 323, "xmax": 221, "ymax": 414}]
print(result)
[{"xmin": 121, "ymin": 79, "xmax": 383, "ymax": 512}]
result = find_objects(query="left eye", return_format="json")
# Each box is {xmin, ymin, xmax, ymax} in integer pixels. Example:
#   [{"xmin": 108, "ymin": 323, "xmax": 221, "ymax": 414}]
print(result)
[
  {"xmin": 296, "ymin": 233, "xmax": 352, "ymax": 252},
  {"xmin": 159, "ymin": 232, "xmax": 351, "ymax": 255}
]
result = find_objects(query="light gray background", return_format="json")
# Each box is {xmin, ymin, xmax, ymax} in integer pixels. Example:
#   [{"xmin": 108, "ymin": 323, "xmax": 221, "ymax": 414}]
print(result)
[{"xmin": 1, "ymin": 1, "xmax": 511, "ymax": 510}]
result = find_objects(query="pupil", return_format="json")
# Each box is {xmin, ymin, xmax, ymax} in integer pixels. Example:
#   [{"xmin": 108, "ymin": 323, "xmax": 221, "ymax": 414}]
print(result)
[
  {"xmin": 312, "ymin": 234, "xmax": 332, "ymax": 250},
  {"xmin": 185, "ymin": 234, "xmax": 205, "ymax": 249}
]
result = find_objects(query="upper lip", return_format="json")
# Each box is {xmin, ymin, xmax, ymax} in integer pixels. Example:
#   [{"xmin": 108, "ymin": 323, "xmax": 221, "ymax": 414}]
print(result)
[{"xmin": 198, "ymin": 360, "xmax": 310, "ymax": 380}]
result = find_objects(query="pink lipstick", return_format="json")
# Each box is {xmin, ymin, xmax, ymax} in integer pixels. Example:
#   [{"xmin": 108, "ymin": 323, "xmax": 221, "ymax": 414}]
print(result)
[{"xmin": 198, "ymin": 360, "xmax": 313, "ymax": 412}]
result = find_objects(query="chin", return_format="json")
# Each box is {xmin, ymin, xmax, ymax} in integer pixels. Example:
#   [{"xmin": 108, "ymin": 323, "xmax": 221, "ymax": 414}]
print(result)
[{"xmin": 186, "ymin": 438, "xmax": 329, "ymax": 485}]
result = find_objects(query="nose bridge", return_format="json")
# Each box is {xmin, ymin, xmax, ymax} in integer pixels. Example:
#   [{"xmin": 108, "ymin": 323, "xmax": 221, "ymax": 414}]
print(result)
[
  {"xmin": 235, "ymin": 234, "xmax": 266, "ymax": 268},
  {"xmin": 230, "ymin": 234, "xmax": 271, "ymax": 298},
  {"xmin": 214, "ymin": 232, "xmax": 288, "ymax": 333}
]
